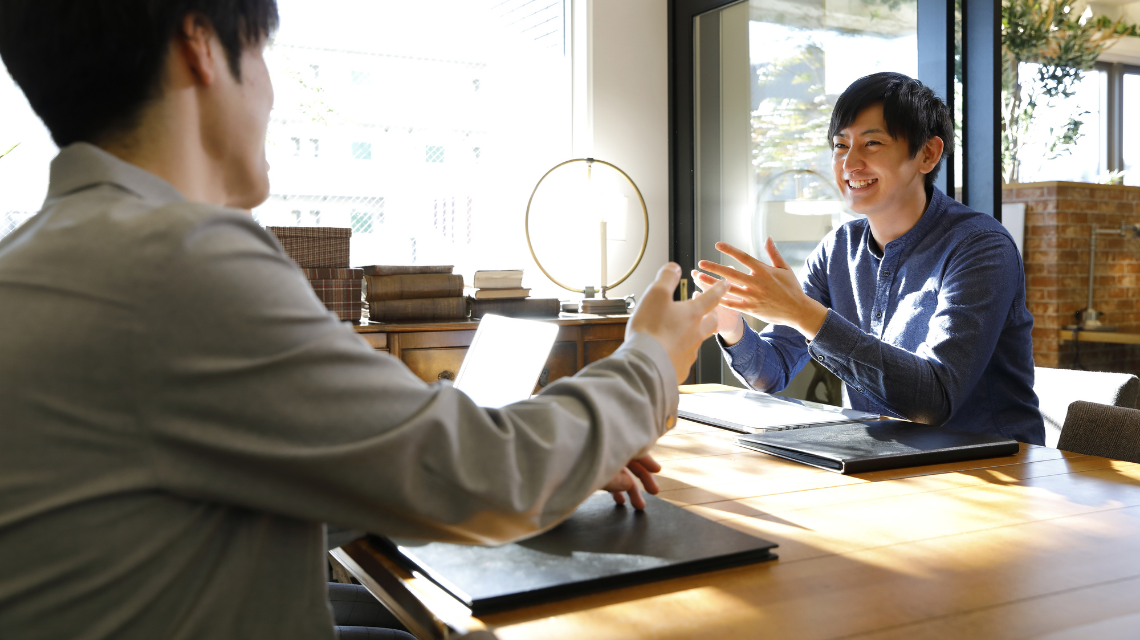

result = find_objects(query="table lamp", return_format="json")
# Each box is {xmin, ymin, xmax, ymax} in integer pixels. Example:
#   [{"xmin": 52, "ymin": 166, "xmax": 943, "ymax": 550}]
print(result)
[{"xmin": 525, "ymin": 158, "xmax": 649, "ymax": 314}]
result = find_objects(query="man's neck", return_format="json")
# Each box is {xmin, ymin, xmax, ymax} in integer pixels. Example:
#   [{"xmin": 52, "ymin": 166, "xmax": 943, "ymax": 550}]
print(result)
[
  {"xmin": 96, "ymin": 101, "xmax": 226, "ymax": 207},
  {"xmin": 866, "ymin": 184, "xmax": 932, "ymax": 252}
]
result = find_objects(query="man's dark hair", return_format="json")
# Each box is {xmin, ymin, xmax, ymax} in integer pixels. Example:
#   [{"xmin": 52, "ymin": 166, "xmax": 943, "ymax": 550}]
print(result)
[
  {"xmin": 827, "ymin": 72, "xmax": 952, "ymax": 192},
  {"xmin": 0, "ymin": 0, "xmax": 279, "ymax": 147}
]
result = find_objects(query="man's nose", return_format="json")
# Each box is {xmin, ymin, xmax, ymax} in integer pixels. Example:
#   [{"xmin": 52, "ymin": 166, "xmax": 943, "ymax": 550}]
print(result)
[{"xmin": 842, "ymin": 145, "xmax": 865, "ymax": 173}]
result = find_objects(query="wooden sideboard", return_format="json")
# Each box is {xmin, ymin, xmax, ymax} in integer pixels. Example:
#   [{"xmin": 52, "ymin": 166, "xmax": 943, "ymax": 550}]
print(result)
[{"xmin": 352, "ymin": 314, "xmax": 630, "ymax": 390}]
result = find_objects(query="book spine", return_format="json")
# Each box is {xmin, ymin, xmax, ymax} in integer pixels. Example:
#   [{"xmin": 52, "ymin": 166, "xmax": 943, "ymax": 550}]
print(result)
[
  {"xmin": 363, "ymin": 265, "xmax": 454, "ymax": 276},
  {"xmin": 369, "ymin": 297, "xmax": 468, "ymax": 321},
  {"xmin": 470, "ymin": 298, "xmax": 560, "ymax": 318},
  {"xmin": 365, "ymin": 274, "xmax": 464, "ymax": 301},
  {"xmin": 473, "ymin": 277, "xmax": 524, "ymax": 290}
]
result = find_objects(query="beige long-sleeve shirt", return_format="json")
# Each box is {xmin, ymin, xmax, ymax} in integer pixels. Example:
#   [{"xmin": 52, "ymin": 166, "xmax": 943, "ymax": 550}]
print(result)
[{"xmin": 0, "ymin": 144, "xmax": 678, "ymax": 640}]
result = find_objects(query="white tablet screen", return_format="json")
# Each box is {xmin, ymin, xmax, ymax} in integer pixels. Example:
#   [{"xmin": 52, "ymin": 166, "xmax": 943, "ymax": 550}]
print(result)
[{"xmin": 453, "ymin": 314, "xmax": 560, "ymax": 408}]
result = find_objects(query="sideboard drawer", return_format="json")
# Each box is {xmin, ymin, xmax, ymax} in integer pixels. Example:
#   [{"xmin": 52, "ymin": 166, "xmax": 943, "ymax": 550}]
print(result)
[
  {"xmin": 402, "ymin": 347, "xmax": 468, "ymax": 383},
  {"xmin": 358, "ymin": 333, "xmax": 388, "ymax": 350},
  {"xmin": 584, "ymin": 339, "xmax": 622, "ymax": 365},
  {"xmin": 536, "ymin": 342, "xmax": 578, "ymax": 390}
]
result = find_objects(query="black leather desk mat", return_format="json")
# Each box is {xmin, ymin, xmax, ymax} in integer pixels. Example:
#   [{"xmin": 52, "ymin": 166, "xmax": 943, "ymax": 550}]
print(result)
[{"xmin": 372, "ymin": 492, "xmax": 778, "ymax": 614}]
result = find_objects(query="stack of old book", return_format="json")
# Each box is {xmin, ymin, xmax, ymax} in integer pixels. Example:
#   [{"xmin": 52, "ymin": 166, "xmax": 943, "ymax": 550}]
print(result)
[
  {"xmin": 363, "ymin": 265, "xmax": 468, "ymax": 322},
  {"xmin": 265, "ymin": 226, "xmax": 362, "ymax": 322},
  {"xmin": 468, "ymin": 269, "xmax": 560, "ymax": 319}
]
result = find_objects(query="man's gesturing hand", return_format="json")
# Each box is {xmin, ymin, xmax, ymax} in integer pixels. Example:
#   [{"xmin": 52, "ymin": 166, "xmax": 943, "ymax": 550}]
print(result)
[
  {"xmin": 695, "ymin": 239, "xmax": 828, "ymax": 340},
  {"xmin": 602, "ymin": 455, "xmax": 661, "ymax": 510},
  {"xmin": 628, "ymin": 262, "xmax": 728, "ymax": 384}
]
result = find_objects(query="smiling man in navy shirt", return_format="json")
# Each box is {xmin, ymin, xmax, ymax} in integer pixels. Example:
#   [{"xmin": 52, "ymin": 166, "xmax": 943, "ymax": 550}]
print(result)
[{"xmin": 694, "ymin": 72, "xmax": 1044, "ymax": 445}]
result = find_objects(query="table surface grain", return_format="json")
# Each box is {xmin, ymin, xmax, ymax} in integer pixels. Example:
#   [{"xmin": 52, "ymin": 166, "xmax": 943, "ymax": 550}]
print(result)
[{"xmin": 339, "ymin": 385, "xmax": 1140, "ymax": 640}]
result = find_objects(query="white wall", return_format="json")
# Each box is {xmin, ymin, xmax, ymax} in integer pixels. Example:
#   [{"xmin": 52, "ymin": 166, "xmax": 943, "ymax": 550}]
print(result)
[{"xmin": 577, "ymin": 0, "xmax": 670, "ymax": 299}]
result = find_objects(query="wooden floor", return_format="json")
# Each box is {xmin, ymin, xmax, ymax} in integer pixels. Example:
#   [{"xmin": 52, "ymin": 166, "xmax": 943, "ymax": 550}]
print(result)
[{"xmin": 474, "ymin": 419, "xmax": 1140, "ymax": 640}]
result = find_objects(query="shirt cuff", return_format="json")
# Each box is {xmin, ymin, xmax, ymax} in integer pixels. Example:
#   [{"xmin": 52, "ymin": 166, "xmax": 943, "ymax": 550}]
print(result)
[
  {"xmin": 806, "ymin": 309, "xmax": 868, "ymax": 394},
  {"xmin": 716, "ymin": 322, "xmax": 760, "ymax": 374},
  {"xmin": 620, "ymin": 331, "xmax": 680, "ymax": 434}
]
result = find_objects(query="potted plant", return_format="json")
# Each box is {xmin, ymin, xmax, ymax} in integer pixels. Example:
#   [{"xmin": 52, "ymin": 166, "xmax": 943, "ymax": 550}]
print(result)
[{"xmin": 1001, "ymin": 0, "xmax": 1138, "ymax": 184}]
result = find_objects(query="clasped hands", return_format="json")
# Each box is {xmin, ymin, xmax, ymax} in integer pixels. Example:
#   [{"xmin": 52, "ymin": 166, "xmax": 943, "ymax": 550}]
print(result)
[{"xmin": 693, "ymin": 238, "xmax": 829, "ymax": 345}]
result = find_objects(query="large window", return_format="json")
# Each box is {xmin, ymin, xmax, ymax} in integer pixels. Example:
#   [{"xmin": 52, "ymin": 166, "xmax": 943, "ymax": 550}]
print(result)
[
  {"xmin": 694, "ymin": 0, "xmax": 917, "ymax": 278},
  {"xmin": 1124, "ymin": 68, "xmax": 1140, "ymax": 186},
  {"xmin": 258, "ymin": 0, "xmax": 572, "ymax": 293},
  {"xmin": 0, "ymin": 64, "xmax": 56, "ymax": 241},
  {"xmin": 1, "ymin": 1, "xmax": 574, "ymax": 299},
  {"xmin": 1014, "ymin": 64, "xmax": 1108, "ymax": 184}
]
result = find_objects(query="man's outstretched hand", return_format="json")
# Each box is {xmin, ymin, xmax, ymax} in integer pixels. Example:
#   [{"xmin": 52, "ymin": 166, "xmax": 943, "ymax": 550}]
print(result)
[
  {"xmin": 602, "ymin": 455, "xmax": 661, "ymax": 510},
  {"xmin": 695, "ymin": 239, "xmax": 828, "ymax": 341},
  {"xmin": 628, "ymin": 262, "xmax": 728, "ymax": 384}
]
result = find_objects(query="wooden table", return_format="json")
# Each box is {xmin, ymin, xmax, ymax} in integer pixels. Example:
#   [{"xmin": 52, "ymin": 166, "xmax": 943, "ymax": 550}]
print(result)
[{"xmin": 334, "ymin": 386, "xmax": 1140, "ymax": 640}]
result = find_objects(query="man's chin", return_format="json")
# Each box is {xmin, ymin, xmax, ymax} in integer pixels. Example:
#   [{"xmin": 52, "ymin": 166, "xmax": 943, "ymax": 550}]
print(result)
[{"xmin": 228, "ymin": 186, "xmax": 270, "ymax": 211}]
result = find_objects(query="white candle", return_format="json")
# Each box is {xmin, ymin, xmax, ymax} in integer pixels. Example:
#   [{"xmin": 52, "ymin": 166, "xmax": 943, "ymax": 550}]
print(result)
[{"xmin": 600, "ymin": 219, "xmax": 608, "ymax": 295}]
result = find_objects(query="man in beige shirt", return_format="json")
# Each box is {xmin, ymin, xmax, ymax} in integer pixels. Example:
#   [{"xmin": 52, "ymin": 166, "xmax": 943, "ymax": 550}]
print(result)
[{"xmin": 0, "ymin": 1, "xmax": 727, "ymax": 639}]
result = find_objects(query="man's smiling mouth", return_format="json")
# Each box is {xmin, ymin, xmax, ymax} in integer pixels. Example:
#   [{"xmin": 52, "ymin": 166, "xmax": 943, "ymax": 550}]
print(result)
[{"xmin": 847, "ymin": 178, "xmax": 878, "ymax": 190}]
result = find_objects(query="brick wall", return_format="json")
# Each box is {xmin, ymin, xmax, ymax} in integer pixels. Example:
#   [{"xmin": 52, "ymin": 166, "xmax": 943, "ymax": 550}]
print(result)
[{"xmin": 1004, "ymin": 182, "xmax": 1140, "ymax": 373}]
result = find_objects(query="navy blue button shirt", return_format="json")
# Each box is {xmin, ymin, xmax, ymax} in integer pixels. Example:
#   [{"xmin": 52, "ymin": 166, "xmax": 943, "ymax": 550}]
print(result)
[{"xmin": 721, "ymin": 187, "xmax": 1044, "ymax": 444}]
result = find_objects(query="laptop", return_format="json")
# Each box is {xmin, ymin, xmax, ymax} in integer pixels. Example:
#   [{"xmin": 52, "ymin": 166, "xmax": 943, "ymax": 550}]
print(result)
[
  {"xmin": 453, "ymin": 314, "xmax": 559, "ymax": 408},
  {"xmin": 678, "ymin": 389, "xmax": 880, "ymax": 434}
]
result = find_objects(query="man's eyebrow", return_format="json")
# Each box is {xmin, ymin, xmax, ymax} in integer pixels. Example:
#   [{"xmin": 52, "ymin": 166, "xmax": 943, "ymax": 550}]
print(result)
[{"xmin": 833, "ymin": 128, "xmax": 887, "ymax": 138}]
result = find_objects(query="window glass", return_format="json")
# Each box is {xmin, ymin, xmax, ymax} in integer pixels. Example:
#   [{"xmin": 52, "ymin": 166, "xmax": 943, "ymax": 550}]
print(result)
[
  {"xmin": 749, "ymin": 5, "xmax": 917, "ymax": 270},
  {"xmin": 1124, "ymin": 73, "xmax": 1140, "ymax": 186},
  {"xmin": 695, "ymin": 0, "xmax": 917, "ymax": 280},
  {"xmin": 0, "ymin": 0, "xmax": 573, "ymax": 290},
  {"xmin": 0, "ymin": 65, "xmax": 56, "ymax": 241},
  {"xmin": 1014, "ymin": 64, "xmax": 1107, "ymax": 184},
  {"xmin": 259, "ymin": 0, "xmax": 572, "ymax": 285}
]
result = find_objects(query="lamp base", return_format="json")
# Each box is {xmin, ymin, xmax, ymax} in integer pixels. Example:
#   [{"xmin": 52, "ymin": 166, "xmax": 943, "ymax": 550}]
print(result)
[
  {"xmin": 580, "ymin": 298, "xmax": 629, "ymax": 315},
  {"xmin": 1065, "ymin": 308, "xmax": 1117, "ymax": 332}
]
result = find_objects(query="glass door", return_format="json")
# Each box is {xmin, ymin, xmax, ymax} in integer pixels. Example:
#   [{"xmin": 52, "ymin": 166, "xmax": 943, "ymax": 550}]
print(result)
[{"xmin": 692, "ymin": 0, "xmax": 917, "ymax": 400}]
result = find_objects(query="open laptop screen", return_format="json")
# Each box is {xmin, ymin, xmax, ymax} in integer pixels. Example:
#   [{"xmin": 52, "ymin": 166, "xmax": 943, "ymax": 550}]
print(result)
[{"xmin": 453, "ymin": 314, "xmax": 559, "ymax": 408}]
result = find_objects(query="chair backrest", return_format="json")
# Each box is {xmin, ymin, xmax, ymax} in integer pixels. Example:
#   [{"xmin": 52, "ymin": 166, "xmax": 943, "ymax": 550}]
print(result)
[
  {"xmin": 1033, "ymin": 367, "xmax": 1140, "ymax": 448},
  {"xmin": 1057, "ymin": 400, "xmax": 1140, "ymax": 463}
]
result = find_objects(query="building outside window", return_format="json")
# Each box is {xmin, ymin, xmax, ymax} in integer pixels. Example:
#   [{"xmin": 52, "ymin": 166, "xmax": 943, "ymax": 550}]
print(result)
[
  {"xmin": 351, "ymin": 141, "xmax": 372, "ymax": 160},
  {"xmin": 255, "ymin": 0, "xmax": 572, "ymax": 278}
]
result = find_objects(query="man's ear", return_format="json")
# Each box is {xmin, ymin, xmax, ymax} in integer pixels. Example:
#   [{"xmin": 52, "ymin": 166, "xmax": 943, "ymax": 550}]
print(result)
[
  {"xmin": 177, "ymin": 13, "xmax": 221, "ymax": 86},
  {"xmin": 918, "ymin": 135, "xmax": 945, "ymax": 175}
]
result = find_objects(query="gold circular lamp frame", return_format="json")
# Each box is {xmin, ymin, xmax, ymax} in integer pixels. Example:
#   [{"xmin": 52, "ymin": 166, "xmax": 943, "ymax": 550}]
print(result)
[{"xmin": 525, "ymin": 158, "xmax": 650, "ymax": 294}]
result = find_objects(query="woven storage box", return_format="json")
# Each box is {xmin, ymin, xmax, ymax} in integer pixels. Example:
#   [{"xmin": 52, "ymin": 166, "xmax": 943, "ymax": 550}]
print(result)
[
  {"xmin": 267, "ymin": 226, "xmax": 351, "ymax": 268},
  {"xmin": 309, "ymin": 278, "xmax": 363, "ymax": 322}
]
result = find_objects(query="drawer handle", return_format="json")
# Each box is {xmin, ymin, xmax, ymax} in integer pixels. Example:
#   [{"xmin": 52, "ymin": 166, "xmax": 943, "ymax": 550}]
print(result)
[
  {"xmin": 438, "ymin": 370, "xmax": 456, "ymax": 382},
  {"xmin": 537, "ymin": 367, "xmax": 551, "ymax": 387}
]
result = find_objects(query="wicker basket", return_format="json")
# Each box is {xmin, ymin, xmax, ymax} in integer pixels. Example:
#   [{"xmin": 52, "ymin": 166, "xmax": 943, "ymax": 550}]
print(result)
[{"xmin": 266, "ymin": 226, "xmax": 351, "ymax": 268}]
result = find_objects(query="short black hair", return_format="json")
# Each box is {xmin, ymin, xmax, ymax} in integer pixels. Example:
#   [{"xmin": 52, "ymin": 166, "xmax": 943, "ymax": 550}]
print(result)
[
  {"xmin": 0, "ymin": 0, "xmax": 279, "ymax": 147},
  {"xmin": 827, "ymin": 72, "xmax": 952, "ymax": 192}
]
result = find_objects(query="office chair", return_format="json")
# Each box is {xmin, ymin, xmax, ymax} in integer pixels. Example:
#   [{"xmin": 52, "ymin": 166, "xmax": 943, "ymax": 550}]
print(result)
[
  {"xmin": 1058, "ymin": 400, "xmax": 1140, "ymax": 464},
  {"xmin": 1033, "ymin": 367, "xmax": 1139, "ymax": 448}
]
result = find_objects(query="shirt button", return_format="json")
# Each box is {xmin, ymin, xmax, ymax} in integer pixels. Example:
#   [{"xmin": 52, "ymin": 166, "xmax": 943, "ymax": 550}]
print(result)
[
  {"xmin": 883, "ymin": 270, "xmax": 891, "ymax": 276},
  {"xmin": 816, "ymin": 354, "xmax": 825, "ymax": 362},
  {"xmin": 875, "ymin": 311, "xmax": 883, "ymax": 319}
]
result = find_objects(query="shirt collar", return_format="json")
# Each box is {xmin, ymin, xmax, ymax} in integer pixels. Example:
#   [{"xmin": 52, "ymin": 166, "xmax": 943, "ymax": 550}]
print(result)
[
  {"xmin": 871, "ymin": 186, "xmax": 949, "ymax": 256},
  {"xmin": 46, "ymin": 142, "xmax": 185, "ymax": 206}
]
